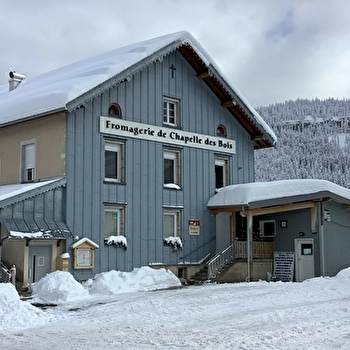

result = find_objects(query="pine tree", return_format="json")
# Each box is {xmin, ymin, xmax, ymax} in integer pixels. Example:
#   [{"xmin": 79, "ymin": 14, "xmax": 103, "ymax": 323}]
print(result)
[{"xmin": 255, "ymin": 98, "xmax": 350, "ymax": 188}]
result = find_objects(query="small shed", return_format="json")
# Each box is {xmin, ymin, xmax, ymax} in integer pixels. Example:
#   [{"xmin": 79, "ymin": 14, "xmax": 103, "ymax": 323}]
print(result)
[{"xmin": 207, "ymin": 179, "xmax": 350, "ymax": 282}]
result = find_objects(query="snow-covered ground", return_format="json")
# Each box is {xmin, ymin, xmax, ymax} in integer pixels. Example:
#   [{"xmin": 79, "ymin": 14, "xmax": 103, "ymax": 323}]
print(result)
[{"xmin": 1, "ymin": 267, "xmax": 350, "ymax": 350}]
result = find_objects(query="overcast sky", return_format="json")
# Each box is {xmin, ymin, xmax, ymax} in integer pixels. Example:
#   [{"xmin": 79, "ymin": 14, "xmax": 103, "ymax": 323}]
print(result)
[{"xmin": 1, "ymin": 0, "xmax": 349, "ymax": 107}]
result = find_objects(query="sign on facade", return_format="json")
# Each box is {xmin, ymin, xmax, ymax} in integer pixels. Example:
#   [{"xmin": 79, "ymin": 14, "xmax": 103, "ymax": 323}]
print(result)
[
  {"xmin": 100, "ymin": 117, "xmax": 236, "ymax": 154},
  {"xmin": 189, "ymin": 219, "xmax": 200, "ymax": 236},
  {"xmin": 274, "ymin": 251, "xmax": 294, "ymax": 282}
]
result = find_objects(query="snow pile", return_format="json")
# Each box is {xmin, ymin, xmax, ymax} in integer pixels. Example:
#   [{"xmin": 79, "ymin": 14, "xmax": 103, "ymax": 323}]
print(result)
[
  {"xmin": 85, "ymin": 266, "xmax": 181, "ymax": 294},
  {"xmin": 0, "ymin": 283, "xmax": 48, "ymax": 329},
  {"xmin": 31, "ymin": 270, "xmax": 89, "ymax": 303},
  {"xmin": 335, "ymin": 267, "xmax": 350, "ymax": 279}
]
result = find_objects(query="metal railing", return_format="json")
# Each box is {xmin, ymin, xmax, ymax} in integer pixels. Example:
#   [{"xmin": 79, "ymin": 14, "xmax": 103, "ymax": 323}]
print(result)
[
  {"xmin": 0, "ymin": 262, "xmax": 11, "ymax": 283},
  {"xmin": 206, "ymin": 241, "xmax": 274, "ymax": 280},
  {"xmin": 207, "ymin": 244, "xmax": 235, "ymax": 279},
  {"xmin": 179, "ymin": 237, "xmax": 216, "ymax": 262}
]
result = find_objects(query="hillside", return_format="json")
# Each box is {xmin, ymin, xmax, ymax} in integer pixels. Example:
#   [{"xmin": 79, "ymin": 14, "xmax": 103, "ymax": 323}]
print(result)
[{"xmin": 254, "ymin": 98, "xmax": 350, "ymax": 188}]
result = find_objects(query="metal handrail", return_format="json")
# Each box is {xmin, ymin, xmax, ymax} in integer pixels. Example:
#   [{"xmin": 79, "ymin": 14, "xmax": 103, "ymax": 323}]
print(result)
[
  {"xmin": 0, "ymin": 262, "xmax": 11, "ymax": 283},
  {"xmin": 207, "ymin": 244, "xmax": 235, "ymax": 279},
  {"xmin": 179, "ymin": 237, "xmax": 216, "ymax": 261}
]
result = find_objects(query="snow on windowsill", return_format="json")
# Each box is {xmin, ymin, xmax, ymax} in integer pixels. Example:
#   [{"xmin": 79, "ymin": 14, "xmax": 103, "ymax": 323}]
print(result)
[
  {"xmin": 105, "ymin": 235, "xmax": 127, "ymax": 249},
  {"xmin": 164, "ymin": 183, "xmax": 181, "ymax": 190},
  {"xmin": 163, "ymin": 236, "xmax": 183, "ymax": 250}
]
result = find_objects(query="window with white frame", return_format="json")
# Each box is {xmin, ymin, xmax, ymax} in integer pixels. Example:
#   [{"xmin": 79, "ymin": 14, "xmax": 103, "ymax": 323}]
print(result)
[
  {"xmin": 163, "ymin": 209, "xmax": 181, "ymax": 238},
  {"xmin": 104, "ymin": 140, "xmax": 124, "ymax": 182},
  {"xmin": 163, "ymin": 97, "xmax": 179, "ymax": 126},
  {"xmin": 103, "ymin": 206, "xmax": 124, "ymax": 239},
  {"xmin": 215, "ymin": 157, "xmax": 229, "ymax": 189},
  {"xmin": 21, "ymin": 141, "xmax": 36, "ymax": 182},
  {"xmin": 164, "ymin": 149, "xmax": 181, "ymax": 186}
]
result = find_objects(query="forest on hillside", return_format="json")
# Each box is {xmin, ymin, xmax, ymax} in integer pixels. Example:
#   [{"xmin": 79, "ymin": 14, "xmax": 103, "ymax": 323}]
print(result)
[{"xmin": 254, "ymin": 98, "xmax": 350, "ymax": 189}]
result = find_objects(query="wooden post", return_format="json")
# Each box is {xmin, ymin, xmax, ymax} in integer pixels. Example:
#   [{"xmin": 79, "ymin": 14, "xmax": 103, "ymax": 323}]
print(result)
[{"xmin": 246, "ymin": 211, "xmax": 253, "ymax": 282}]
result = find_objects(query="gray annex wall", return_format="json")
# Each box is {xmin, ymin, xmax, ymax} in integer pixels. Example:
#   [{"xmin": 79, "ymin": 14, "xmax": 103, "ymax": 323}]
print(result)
[
  {"xmin": 66, "ymin": 50, "xmax": 256, "ymax": 280},
  {"xmin": 257, "ymin": 208, "xmax": 322, "ymax": 277},
  {"xmin": 322, "ymin": 201, "xmax": 350, "ymax": 276}
]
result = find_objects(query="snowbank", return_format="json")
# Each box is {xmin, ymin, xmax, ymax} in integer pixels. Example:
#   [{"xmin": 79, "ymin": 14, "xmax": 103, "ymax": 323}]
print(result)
[
  {"xmin": 31, "ymin": 270, "xmax": 89, "ymax": 303},
  {"xmin": 335, "ymin": 267, "xmax": 350, "ymax": 279},
  {"xmin": 0, "ymin": 267, "xmax": 181, "ymax": 331},
  {"xmin": 0, "ymin": 283, "xmax": 48, "ymax": 329},
  {"xmin": 3, "ymin": 267, "xmax": 350, "ymax": 347},
  {"xmin": 30, "ymin": 267, "xmax": 181, "ymax": 304},
  {"xmin": 85, "ymin": 266, "xmax": 181, "ymax": 294}
]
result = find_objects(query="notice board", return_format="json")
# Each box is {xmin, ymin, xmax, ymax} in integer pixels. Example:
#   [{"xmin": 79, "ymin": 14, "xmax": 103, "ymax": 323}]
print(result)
[{"xmin": 274, "ymin": 251, "xmax": 294, "ymax": 282}]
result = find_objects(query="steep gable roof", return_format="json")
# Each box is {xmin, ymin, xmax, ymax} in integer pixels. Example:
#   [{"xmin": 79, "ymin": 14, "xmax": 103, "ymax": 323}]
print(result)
[{"xmin": 0, "ymin": 31, "xmax": 276, "ymax": 148}]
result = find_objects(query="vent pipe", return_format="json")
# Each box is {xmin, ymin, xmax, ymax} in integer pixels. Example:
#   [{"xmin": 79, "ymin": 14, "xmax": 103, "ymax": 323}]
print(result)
[{"xmin": 9, "ymin": 71, "xmax": 26, "ymax": 91}]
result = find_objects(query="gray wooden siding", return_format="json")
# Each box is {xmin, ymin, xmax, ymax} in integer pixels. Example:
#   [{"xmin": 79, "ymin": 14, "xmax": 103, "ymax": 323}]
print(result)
[
  {"xmin": 66, "ymin": 50, "xmax": 256, "ymax": 278},
  {"xmin": 322, "ymin": 201, "xmax": 350, "ymax": 276}
]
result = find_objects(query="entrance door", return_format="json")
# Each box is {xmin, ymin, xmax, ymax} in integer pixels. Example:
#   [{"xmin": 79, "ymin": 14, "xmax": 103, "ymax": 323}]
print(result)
[
  {"xmin": 216, "ymin": 212, "xmax": 231, "ymax": 252},
  {"xmin": 29, "ymin": 245, "xmax": 52, "ymax": 283},
  {"xmin": 295, "ymin": 238, "xmax": 315, "ymax": 282}
]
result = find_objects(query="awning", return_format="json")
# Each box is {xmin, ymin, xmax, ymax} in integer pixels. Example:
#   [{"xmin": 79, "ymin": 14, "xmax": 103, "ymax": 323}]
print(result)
[{"xmin": 2, "ymin": 218, "xmax": 72, "ymax": 239}]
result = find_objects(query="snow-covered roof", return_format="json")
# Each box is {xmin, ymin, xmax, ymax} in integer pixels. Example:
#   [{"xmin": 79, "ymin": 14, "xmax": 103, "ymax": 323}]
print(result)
[
  {"xmin": 207, "ymin": 179, "xmax": 350, "ymax": 209},
  {"xmin": 0, "ymin": 177, "xmax": 66, "ymax": 208},
  {"xmin": 72, "ymin": 237, "xmax": 99, "ymax": 249},
  {"xmin": 0, "ymin": 31, "xmax": 276, "ymax": 147}
]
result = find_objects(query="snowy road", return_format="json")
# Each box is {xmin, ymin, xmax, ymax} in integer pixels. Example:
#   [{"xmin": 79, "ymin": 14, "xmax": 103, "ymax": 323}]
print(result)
[{"xmin": 1, "ymin": 276, "xmax": 350, "ymax": 350}]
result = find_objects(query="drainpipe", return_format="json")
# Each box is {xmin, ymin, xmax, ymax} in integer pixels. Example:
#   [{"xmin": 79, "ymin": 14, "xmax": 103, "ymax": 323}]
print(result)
[{"xmin": 319, "ymin": 202, "xmax": 326, "ymax": 276}]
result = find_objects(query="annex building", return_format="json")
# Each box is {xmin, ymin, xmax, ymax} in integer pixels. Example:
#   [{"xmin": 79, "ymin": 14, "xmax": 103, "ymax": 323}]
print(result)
[{"xmin": 0, "ymin": 31, "xmax": 276, "ymax": 286}]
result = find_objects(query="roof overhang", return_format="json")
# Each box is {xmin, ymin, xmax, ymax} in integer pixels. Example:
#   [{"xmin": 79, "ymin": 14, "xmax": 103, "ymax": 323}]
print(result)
[
  {"xmin": 178, "ymin": 44, "xmax": 275, "ymax": 149},
  {"xmin": 2, "ymin": 219, "xmax": 72, "ymax": 240},
  {"xmin": 207, "ymin": 179, "xmax": 350, "ymax": 214}
]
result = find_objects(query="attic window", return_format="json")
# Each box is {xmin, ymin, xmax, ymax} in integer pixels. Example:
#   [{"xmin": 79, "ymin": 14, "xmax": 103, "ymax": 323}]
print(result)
[
  {"xmin": 108, "ymin": 103, "xmax": 122, "ymax": 118},
  {"xmin": 217, "ymin": 124, "xmax": 227, "ymax": 137}
]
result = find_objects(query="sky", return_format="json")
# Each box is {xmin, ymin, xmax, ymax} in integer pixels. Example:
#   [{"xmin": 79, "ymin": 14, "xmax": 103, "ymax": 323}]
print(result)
[
  {"xmin": 1, "ymin": 0, "xmax": 350, "ymax": 107},
  {"xmin": 1, "ymin": 268, "xmax": 350, "ymax": 349}
]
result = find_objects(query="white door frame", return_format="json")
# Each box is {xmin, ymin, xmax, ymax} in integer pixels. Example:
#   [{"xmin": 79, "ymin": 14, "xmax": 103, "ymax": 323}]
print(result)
[{"xmin": 295, "ymin": 238, "xmax": 315, "ymax": 282}]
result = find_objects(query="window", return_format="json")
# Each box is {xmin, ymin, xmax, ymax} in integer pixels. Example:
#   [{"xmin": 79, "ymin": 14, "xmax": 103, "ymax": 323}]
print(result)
[
  {"xmin": 217, "ymin": 124, "xmax": 227, "ymax": 137},
  {"xmin": 105, "ymin": 141, "xmax": 124, "ymax": 182},
  {"xmin": 259, "ymin": 220, "xmax": 276, "ymax": 237},
  {"xmin": 108, "ymin": 103, "xmax": 122, "ymax": 118},
  {"xmin": 301, "ymin": 243, "xmax": 313, "ymax": 256},
  {"xmin": 215, "ymin": 157, "xmax": 229, "ymax": 189},
  {"xmin": 163, "ymin": 209, "xmax": 181, "ymax": 238},
  {"xmin": 164, "ymin": 149, "xmax": 181, "ymax": 186},
  {"xmin": 103, "ymin": 206, "xmax": 125, "ymax": 239},
  {"xmin": 21, "ymin": 141, "xmax": 36, "ymax": 182},
  {"xmin": 163, "ymin": 97, "xmax": 179, "ymax": 126}
]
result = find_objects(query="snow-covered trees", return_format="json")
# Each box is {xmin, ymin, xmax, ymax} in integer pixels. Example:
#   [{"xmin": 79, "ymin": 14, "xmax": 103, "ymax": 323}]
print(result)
[{"xmin": 255, "ymin": 98, "xmax": 350, "ymax": 188}]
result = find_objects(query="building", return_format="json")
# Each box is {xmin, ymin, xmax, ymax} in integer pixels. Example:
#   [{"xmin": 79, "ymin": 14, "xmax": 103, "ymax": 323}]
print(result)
[
  {"xmin": 208, "ymin": 179, "xmax": 350, "ymax": 282},
  {"xmin": 0, "ymin": 31, "xmax": 276, "ymax": 287}
]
